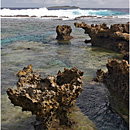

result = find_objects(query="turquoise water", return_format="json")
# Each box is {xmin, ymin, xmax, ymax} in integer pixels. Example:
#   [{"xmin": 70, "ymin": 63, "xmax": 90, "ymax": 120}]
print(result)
[
  {"xmin": 0, "ymin": 8, "xmax": 129, "ymax": 19},
  {"xmin": 1, "ymin": 17, "xmax": 128, "ymax": 130},
  {"xmin": 87, "ymin": 10, "xmax": 128, "ymax": 16}
]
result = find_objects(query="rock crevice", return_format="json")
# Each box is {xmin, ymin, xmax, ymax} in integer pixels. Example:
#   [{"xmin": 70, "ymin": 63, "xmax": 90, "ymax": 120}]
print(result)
[
  {"xmin": 7, "ymin": 65, "xmax": 84, "ymax": 129},
  {"xmin": 94, "ymin": 59, "xmax": 129, "ymax": 122}
]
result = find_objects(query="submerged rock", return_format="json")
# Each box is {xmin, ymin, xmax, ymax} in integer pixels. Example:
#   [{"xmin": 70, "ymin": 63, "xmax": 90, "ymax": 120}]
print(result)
[
  {"xmin": 74, "ymin": 22, "xmax": 129, "ymax": 55},
  {"xmin": 56, "ymin": 25, "xmax": 73, "ymax": 41},
  {"xmin": 7, "ymin": 65, "xmax": 84, "ymax": 129},
  {"xmin": 94, "ymin": 59, "xmax": 129, "ymax": 123}
]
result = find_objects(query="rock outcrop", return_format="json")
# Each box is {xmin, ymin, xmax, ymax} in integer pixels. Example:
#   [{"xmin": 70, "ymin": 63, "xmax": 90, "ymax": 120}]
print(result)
[
  {"xmin": 56, "ymin": 25, "xmax": 73, "ymax": 41},
  {"xmin": 7, "ymin": 65, "xmax": 84, "ymax": 129},
  {"xmin": 74, "ymin": 22, "xmax": 129, "ymax": 55},
  {"xmin": 94, "ymin": 59, "xmax": 129, "ymax": 102},
  {"xmin": 94, "ymin": 59, "xmax": 129, "ymax": 122}
]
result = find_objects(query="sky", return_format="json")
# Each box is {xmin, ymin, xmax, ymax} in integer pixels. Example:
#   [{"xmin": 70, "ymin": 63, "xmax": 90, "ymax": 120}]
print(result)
[{"xmin": 1, "ymin": 0, "xmax": 129, "ymax": 8}]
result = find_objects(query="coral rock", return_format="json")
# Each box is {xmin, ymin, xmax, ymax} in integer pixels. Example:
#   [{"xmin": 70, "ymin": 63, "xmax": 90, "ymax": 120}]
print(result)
[
  {"xmin": 56, "ymin": 25, "xmax": 73, "ymax": 41},
  {"xmin": 94, "ymin": 59, "xmax": 129, "ymax": 122},
  {"xmin": 74, "ymin": 22, "xmax": 129, "ymax": 54},
  {"xmin": 17, "ymin": 64, "xmax": 33, "ymax": 77},
  {"xmin": 7, "ymin": 65, "xmax": 84, "ymax": 129},
  {"xmin": 94, "ymin": 59, "xmax": 129, "ymax": 102}
]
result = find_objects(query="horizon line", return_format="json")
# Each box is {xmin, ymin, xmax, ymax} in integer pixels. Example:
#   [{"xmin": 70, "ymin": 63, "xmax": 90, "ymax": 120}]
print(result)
[{"xmin": 1, "ymin": 6, "xmax": 129, "ymax": 9}]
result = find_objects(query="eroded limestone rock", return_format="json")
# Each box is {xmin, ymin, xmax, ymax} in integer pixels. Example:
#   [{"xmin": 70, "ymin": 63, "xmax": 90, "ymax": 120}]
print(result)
[
  {"xmin": 56, "ymin": 25, "xmax": 73, "ymax": 41},
  {"xmin": 94, "ymin": 59, "xmax": 129, "ymax": 122},
  {"xmin": 7, "ymin": 65, "xmax": 84, "ymax": 129},
  {"xmin": 74, "ymin": 22, "xmax": 129, "ymax": 55},
  {"xmin": 94, "ymin": 59, "xmax": 129, "ymax": 102}
]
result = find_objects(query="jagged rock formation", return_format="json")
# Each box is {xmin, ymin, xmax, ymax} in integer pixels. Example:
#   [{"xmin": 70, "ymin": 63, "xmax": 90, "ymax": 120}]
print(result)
[
  {"xmin": 94, "ymin": 59, "xmax": 129, "ymax": 102},
  {"xmin": 74, "ymin": 22, "xmax": 129, "ymax": 55},
  {"xmin": 7, "ymin": 65, "xmax": 84, "ymax": 129},
  {"xmin": 56, "ymin": 25, "xmax": 73, "ymax": 41},
  {"xmin": 94, "ymin": 59, "xmax": 129, "ymax": 122}
]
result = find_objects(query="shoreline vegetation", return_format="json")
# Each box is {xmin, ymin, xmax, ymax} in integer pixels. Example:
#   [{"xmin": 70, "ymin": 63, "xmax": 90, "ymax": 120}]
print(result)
[{"xmin": 48, "ymin": 6, "xmax": 79, "ymax": 9}]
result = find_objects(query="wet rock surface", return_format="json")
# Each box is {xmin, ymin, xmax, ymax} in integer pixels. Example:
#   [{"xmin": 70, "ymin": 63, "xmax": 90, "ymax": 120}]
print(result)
[
  {"xmin": 74, "ymin": 22, "xmax": 129, "ymax": 55},
  {"xmin": 94, "ymin": 59, "xmax": 129, "ymax": 123},
  {"xmin": 56, "ymin": 25, "xmax": 73, "ymax": 41},
  {"xmin": 6, "ymin": 65, "xmax": 84, "ymax": 130},
  {"xmin": 123, "ymin": 53, "xmax": 129, "ymax": 63}
]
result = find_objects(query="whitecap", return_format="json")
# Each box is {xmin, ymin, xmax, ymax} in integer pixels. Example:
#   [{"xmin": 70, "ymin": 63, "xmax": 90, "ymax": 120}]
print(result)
[{"xmin": 0, "ymin": 7, "xmax": 129, "ymax": 20}]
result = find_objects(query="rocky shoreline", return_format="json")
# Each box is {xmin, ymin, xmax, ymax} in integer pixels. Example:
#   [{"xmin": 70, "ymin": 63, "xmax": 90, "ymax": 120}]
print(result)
[
  {"xmin": 7, "ymin": 65, "xmax": 96, "ymax": 130},
  {"xmin": 74, "ymin": 22, "xmax": 129, "ymax": 57},
  {"xmin": 94, "ymin": 59, "xmax": 129, "ymax": 123},
  {"xmin": 5, "ymin": 20, "xmax": 129, "ymax": 129},
  {"xmin": 73, "ymin": 22, "xmax": 129, "ymax": 123}
]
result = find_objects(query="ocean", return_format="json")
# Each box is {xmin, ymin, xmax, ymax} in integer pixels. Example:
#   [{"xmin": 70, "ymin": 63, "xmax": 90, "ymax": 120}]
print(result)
[
  {"xmin": 1, "ymin": 7, "xmax": 129, "ymax": 130},
  {"xmin": 0, "ymin": 7, "xmax": 129, "ymax": 19}
]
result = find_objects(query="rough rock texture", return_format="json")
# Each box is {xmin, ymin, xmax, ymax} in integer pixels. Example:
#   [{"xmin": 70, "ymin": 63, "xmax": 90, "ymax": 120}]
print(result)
[
  {"xmin": 94, "ymin": 59, "xmax": 129, "ymax": 102},
  {"xmin": 94, "ymin": 59, "xmax": 129, "ymax": 122},
  {"xmin": 74, "ymin": 22, "xmax": 129, "ymax": 55},
  {"xmin": 7, "ymin": 65, "xmax": 84, "ymax": 129},
  {"xmin": 56, "ymin": 25, "xmax": 73, "ymax": 41},
  {"xmin": 123, "ymin": 53, "xmax": 129, "ymax": 63}
]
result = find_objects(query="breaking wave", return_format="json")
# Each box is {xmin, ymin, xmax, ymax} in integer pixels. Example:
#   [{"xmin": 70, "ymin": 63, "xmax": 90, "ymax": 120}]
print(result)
[{"xmin": 0, "ymin": 7, "xmax": 129, "ymax": 20}]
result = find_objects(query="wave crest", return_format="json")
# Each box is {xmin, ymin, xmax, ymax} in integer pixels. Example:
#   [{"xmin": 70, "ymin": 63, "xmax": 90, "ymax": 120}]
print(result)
[{"xmin": 0, "ymin": 7, "xmax": 129, "ymax": 19}]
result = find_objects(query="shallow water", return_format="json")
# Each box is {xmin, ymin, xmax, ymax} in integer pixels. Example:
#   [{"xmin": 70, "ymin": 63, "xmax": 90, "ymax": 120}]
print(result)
[{"xmin": 1, "ymin": 17, "xmax": 128, "ymax": 130}]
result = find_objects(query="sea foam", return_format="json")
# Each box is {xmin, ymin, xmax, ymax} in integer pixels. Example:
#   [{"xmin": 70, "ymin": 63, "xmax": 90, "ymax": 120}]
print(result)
[{"xmin": 0, "ymin": 7, "xmax": 129, "ymax": 20}]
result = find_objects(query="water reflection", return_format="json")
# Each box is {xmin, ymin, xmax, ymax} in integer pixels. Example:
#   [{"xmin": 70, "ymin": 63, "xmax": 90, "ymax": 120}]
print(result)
[{"xmin": 1, "ymin": 18, "xmax": 128, "ymax": 130}]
